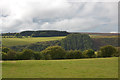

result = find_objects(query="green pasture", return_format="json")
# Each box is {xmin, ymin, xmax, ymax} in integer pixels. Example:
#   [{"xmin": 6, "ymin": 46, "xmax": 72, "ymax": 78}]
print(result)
[
  {"xmin": 2, "ymin": 36, "xmax": 65, "ymax": 47},
  {"xmin": 89, "ymin": 35, "xmax": 118, "ymax": 38},
  {"xmin": 2, "ymin": 57, "xmax": 118, "ymax": 78}
]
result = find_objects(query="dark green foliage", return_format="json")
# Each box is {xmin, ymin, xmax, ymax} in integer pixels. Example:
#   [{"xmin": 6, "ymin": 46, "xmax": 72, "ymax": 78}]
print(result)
[
  {"xmin": 96, "ymin": 51, "xmax": 102, "ymax": 58},
  {"xmin": 2, "ymin": 47, "xmax": 10, "ymax": 53},
  {"xmin": 10, "ymin": 40, "xmax": 59, "ymax": 52},
  {"xmin": 2, "ymin": 30, "xmax": 69, "ymax": 37},
  {"xmin": 42, "ymin": 54, "xmax": 52, "ymax": 60},
  {"xmin": 34, "ymin": 52, "xmax": 44, "ymax": 60},
  {"xmin": 2, "ymin": 45, "xmax": 119, "ymax": 60},
  {"xmin": 20, "ymin": 49, "xmax": 35, "ymax": 60},
  {"xmin": 27, "ymin": 41, "xmax": 59, "ymax": 51},
  {"xmin": 7, "ymin": 50, "xmax": 17, "ymax": 60},
  {"xmin": 112, "ymin": 47, "xmax": 120, "ymax": 57},
  {"xmin": 41, "ymin": 46, "xmax": 66, "ymax": 59},
  {"xmin": 31, "ymin": 30, "xmax": 69, "ymax": 37},
  {"xmin": 83, "ymin": 49, "xmax": 95, "ymax": 58},
  {"xmin": 112, "ymin": 51, "xmax": 119, "ymax": 57},
  {"xmin": 65, "ymin": 50, "xmax": 83, "ymax": 59},
  {"xmin": 99, "ymin": 45, "xmax": 117, "ymax": 57},
  {"xmin": 2, "ymin": 52, "xmax": 7, "ymax": 60},
  {"xmin": 65, "ymin": 50, "xmax": 74, "ymax": 59},
  {"xmin": 2, "ymin": 49, "xmax": 17, "ymax": 60},
  {"xmin": 2, "ymin": 32, "xmax": 16, "ymax": 36},
  {"xmin": 20, "ymin": 31, "xmax": 34, "ymax": 36},
  {"xmin": 16, "ymin": 52, "xmax": 23, "ymax": 60},
  {"xmin": 59, "ymin": 34, "xmax": 93, "ymax": 51}
]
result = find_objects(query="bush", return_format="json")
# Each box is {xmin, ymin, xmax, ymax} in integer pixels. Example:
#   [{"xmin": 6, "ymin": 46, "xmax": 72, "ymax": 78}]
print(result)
[
  {"xmin": 74, "ymin": 50, "xmax": 83, "ymax": 59},
  {"xmin": 83, "ymin": 49, "xmax": 95, "ymax": 58},
  {"xmin": 20, "ymin": 49, "xmax": 35, "ymax": 60},
  {"xmin": 2, "ymin": 52, "xmax": 7, "ymax": 60},
  {"xmin": 6, "ymin": 50, "xmax": 17, "ymax": 60},
  {"xmin": 34, "ymin": 52, "xmax": 44, "ymax": 60},
  {"xmin": 99, "ymin": 45, "xmax": 117, "ymax": 57},
  {"xmin": 41, "ymin": 46, "xmax": 66, "ymax": 59},
  {"xmin": 65, "ymin": 50, "xmax": 74, "ymax": 59},
  {"xmin": 112, "ymin": 47, "xmax": 120, "ymax": 57},
  {"xmin": 16, "ymin": 52, "xmax": 23, "ymax": 60},
  {"xmin": 2, "ymin": 47, "xmax": 10, "ymax": 53},
  {"xmin": 65, "ymin": 50, "xmax": 83, "ymax": 59},
  {"xmin": 96, "ymin": 51, "xmax": 102, "ymax": 58}
]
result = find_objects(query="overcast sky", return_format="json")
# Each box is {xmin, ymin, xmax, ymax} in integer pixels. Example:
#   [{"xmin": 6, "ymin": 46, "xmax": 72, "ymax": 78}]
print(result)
[{"xmin": 0, "ymin": 0, "xmax": 118, "ymax": 33}]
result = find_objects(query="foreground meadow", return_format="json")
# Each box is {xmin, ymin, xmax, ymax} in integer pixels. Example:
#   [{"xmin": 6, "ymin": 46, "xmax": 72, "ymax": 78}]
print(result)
[{"xmin": 2, "ymin": 57, "xmax": 118, "ymax": 78}]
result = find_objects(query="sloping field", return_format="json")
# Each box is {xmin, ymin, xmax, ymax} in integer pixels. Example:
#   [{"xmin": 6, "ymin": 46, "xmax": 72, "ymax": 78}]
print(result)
[
  {"xmin": 90, "ymin": 35, "xmax": 118, "ymax": 38},
  {"xmin": 2, "ymin": 36, "xmax": 65, "ymax": 47},
  {"xmin": 2, "ymin": 57, "xmax": 118, "ymax": 78}
]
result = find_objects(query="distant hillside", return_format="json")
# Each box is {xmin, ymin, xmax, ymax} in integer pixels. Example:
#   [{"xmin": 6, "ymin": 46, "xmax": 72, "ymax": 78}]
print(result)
[
  {"xmin": 71, "ymin": 32, "xmax": 119, "ymax": 36},
  {"xmin": 2, "ymin": 30, "xmax": 69, "ymax": 37},
  {"xmin": 92, "ymin": 38, "xmax": 118, "ymax": 50},
  {"xmin": 2, "ymin": 30, "xmax": 119, "ymax": 37}
]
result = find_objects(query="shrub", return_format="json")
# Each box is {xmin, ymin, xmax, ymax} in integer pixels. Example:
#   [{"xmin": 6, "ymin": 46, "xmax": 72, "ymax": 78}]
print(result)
[
  {"xmin": 65, "ymin": 50, "xmax": 83, "ymax": 59},
  {"xmin": 99, "ymin": 45, "xmax": 117, "ymax": 57},
  {"xmin": 112, "ymin": 47, "xmax": 120, "ymax": 57},
  {"xmin": 34, "ymin": 52, "xmax": 44, "ymax": 60},
  {"xmin": 83, "ymin": 49, "xmax": 95, "ymax": 58},
  {"xmin": 2, "ymin": 52, "xmax": 7, "ymax": 60},
  {"xmin": 96, "ymin": 51, "xmax": 102, "ymax": 58},
  {"xmin": 6, "ymin": 50, "xmax": 17, "ymax": 60},
  {"xmin": 41, "ymin": 46, "xmax": 66, "ymax": 59},
  {"xmin": 16, "ymin": 52, "xmax": 23, "ymax": 60},
  {"xmin": 20, "ymin": 49, "xmax": 35, "ymax": 60},
  {"xmin": 65, "ymin": 50, "xmax": 74, "ymax": 59},
  {"xmin": 2, "ymin": 47, "xmax": 10, "ymax": 53}
]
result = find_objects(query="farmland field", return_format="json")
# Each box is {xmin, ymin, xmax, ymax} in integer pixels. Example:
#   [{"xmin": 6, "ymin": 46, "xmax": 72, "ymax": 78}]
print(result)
[
  {"xmin": 2, "ymin": 57, "xmax": 118, "ymax": 78},
  {"xmin": 89, "ymin": 35, "xmax": 118, "ymax": 38},
  {"xmin": 2, "ymin": 36, "xmax": 65, "ymax": 47}
]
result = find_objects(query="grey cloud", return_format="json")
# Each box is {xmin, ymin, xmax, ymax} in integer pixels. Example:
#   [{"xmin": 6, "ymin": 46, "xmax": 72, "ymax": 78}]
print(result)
[{"xmin": 0, "ymin": 0, "xmax": 118, "ymax": 33}]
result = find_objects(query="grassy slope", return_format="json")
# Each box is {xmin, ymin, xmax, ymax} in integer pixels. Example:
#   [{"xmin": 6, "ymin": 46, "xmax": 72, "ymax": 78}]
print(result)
[
  {"xmin": 89, "ymin": 35, "xmax": 118, "ymax": 38},
  {"xmin": 2, "ymin": 36, "xmax": 65, "ymax": 47},
  {"xmin": 2, "ymin": 57, "xmax": 118, "ymax": 78}
]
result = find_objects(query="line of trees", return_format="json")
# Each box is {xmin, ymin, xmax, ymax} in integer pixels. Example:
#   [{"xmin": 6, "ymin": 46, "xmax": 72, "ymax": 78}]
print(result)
[
  {"xmin": 2, "ymin": 45, "xmax": 119, "ymax": 60},
  {"xmin": 2, "ymin": 30, "xmax": 69, "ymax": 37}
]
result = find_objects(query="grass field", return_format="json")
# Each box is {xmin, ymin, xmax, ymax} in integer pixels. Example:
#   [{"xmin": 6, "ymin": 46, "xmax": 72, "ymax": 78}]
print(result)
[
  {"xmin": 89, "ymin": 35, "xmax": 118, "ymax": 38},
  {"xmin": 2, "ymin": 36, "xmax": 65, "ymax": 47},
  {"xmin": 2, "ymin": 57, "xmax": 118, "ymax": 78}
]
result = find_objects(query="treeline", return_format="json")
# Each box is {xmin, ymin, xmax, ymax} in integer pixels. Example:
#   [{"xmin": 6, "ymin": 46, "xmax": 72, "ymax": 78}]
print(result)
[
  {"xmin": 2, "ymin": 30, "xmax": 69, "ymax": 37},
  {"xmin": 11, "ymin": 40, "xmax": 59, "ymax": 52},
  {"xmin": 2, "ymin": 45, "xmax": 119, "ymax": 60}
]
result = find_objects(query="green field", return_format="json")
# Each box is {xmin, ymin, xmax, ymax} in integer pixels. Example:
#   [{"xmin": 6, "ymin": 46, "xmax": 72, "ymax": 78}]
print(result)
[
  {"xmin": 2, "ymin": 36, "xmax": 65, "ymax": 47},
  {"xmin": 89, "ymin": 35, "xmax": 118, "ymax": 38},
  {"xmin": 2, "ymin": 57, "xmax": 118, "ymax": 78}
]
